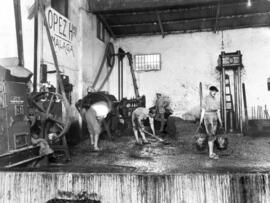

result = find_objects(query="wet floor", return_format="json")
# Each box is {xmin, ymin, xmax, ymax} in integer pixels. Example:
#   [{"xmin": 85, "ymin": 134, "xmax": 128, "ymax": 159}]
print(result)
[{"xmin": 54, "ymin": 119, "xmax": 270, "ymax": 174}]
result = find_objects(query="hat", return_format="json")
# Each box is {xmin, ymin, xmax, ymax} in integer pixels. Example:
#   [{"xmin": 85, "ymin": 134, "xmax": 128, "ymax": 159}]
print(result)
[{"xmin": 209, "ymin": 86, "xmax": 219, "ymax": 92}]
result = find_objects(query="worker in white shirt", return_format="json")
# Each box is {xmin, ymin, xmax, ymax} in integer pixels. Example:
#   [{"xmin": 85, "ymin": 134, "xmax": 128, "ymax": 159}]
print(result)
[{"xmin": 132, "ymin": 107, "xmax": 156, "ymax": 145}]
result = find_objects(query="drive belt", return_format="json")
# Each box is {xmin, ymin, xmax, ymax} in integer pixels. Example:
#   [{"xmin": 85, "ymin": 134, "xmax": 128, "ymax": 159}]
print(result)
[{"xmin": 92, "ymin": 42, "xmax": 115, "ymax": 90}]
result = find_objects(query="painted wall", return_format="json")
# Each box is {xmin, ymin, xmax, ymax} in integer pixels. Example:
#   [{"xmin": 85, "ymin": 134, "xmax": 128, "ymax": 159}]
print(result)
[
  {"xmin": 113, "ymin": 28, "xmax": 270, "ymax": 119},
  {"xmin": 0, "ymin": 0, "xmax": 111, "ymax": 114},
  {"xmin": 42, "ymin": 0, "xmax": 111, "ymax": 106}
]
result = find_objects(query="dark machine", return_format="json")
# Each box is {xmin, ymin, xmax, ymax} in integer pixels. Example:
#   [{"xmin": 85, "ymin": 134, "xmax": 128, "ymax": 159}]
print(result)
[
  {"xmin": 0, "ymin": 65, "xmax": 42, "ymax": 168},
  {"xmin": 217, "ymin": 51, "xmax": 244, "ymax": 133},
  {"xmin": 82, "ymin": 43, "xmax": 147, "ymax": 134}
]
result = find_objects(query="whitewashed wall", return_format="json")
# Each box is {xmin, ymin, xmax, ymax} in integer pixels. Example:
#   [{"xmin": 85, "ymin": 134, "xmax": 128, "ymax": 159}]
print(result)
[
  {"xmin": 0, "ymin": 0, "xmax": 111, "ymax": 109},
  {"xmin": 113, "ymin": 28, "xmax": 270, "ymax": 118}
]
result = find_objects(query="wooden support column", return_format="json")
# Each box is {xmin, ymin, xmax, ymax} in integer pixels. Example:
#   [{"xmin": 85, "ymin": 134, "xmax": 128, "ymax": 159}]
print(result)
[
  {"xmin": 13, "ymin": 0, "xmax": 24, "ymax": 66},
  {"xmin": 156, "ymin": 11, "xmax": 165, "ymax": 38},
  {"xmin": 214, "ymin": 0, "xmax": 221, "ymax": 33},
  {"xmin": 222, "ymin": 67, "xmax": 227, "ymax": 132},
  {"xmin": 33, "ymin": 0, "xmax": 38, "ymax": 92},
  {"xmin": 238, "ymin": 66, "xmax": 243, "ymax": 133},
  {"xmin": 97, "ymin": 14, "xmax": 116, "ymax": 39}
]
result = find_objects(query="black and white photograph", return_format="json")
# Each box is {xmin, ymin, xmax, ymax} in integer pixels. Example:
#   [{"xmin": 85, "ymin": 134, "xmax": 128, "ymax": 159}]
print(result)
[{"xmin": 1, "ymin": 0, "xmax": 270, "ymax": 202}]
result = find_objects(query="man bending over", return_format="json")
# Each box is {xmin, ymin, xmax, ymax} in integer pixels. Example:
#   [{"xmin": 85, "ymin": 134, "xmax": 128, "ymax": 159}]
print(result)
[{"xmin": 132, "ymin": 107, "xmax": 156, "ymax": 145}]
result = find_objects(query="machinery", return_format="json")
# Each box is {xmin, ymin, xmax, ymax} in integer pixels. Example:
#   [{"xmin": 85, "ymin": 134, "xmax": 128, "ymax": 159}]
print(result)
[
  {"xmin": 217, "ymin": 50, "xmax": 244, "ymax": 133},
  {"xmin": 0, "ymin": 65, "xmax": 41, "ymax": 168},
  {"xmin": 83, "ymin": 43, "xmax": 146, "ymax": 134}
]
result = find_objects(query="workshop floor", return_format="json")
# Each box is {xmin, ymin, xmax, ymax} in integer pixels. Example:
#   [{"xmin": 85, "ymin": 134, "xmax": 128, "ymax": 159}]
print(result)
[{"xmin": 46, "ymin": 118, "xmax": 270, "ymax": 174}]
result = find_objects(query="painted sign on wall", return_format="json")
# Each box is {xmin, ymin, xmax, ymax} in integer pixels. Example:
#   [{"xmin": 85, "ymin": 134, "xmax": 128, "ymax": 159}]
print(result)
[{"xmin": 43, "ymin": 7, "xmax": 77, "ymax": 70}]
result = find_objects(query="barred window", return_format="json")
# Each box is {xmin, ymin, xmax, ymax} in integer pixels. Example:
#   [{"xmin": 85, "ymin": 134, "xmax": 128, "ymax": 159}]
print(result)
[
  {"xmin": 51, "ymin": 0, "xmax": 68, "ymax": 18},
  {"xmin": 97, "ymin": 18, "xmax": 105, "ymax": 42},
  {"xmin": 134, "ymin": 54, "xmax": 161, "ymax": 71}
]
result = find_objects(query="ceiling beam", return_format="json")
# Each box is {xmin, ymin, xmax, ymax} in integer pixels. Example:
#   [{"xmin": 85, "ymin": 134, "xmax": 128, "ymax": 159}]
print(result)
[
  {"xmin": 111, "ymin": 12, "xmax": 270, "ymax": 36},
  {"xmin": 89, "ymin": 0, "xmax": 247, "ymax": 13},
  {"xmin": 110, "ymin": 12, "xmax": 270, "ymax": 28},
  {"xmin": 104, "ymin": 1, "xmax": 270, "ymax": 26},
  {"xmin": 214, "ymin": 0, "xmax": 222, "ymax": 33},
  {"xmin": 156, "ymin": 11, "xmax": 165, "ymax": 38},
  {"xmin": 96, "ymin": 14, "xmax": 116, "ymax": 39}
]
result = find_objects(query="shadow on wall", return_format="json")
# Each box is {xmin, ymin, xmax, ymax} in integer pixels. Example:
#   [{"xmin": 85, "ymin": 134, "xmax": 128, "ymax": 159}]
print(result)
[{"xmin": 181, "ymin": 105, "xmax": 201, "ymax": 121}]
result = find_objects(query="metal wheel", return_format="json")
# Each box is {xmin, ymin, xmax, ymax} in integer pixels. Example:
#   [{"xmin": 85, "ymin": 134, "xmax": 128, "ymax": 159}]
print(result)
[
  {"xmin": 28, "ymin": 91, "xmax": 66, "ymax": 141},
  {"xmin": 106, "ymin": 42, "xmax": 115, "ymax": 68}
]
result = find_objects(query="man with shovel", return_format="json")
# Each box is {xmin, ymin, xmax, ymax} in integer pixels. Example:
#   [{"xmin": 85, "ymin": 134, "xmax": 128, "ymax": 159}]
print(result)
[{"xmin": 131, "ymin": 107, "xmax": 156, "ymax": 145}]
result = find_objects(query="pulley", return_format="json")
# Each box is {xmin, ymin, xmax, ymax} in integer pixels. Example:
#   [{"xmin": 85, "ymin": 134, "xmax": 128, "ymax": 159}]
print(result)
[{"xmin": 106, "ymin": 42, "xmax": 115, "ymax": 68}]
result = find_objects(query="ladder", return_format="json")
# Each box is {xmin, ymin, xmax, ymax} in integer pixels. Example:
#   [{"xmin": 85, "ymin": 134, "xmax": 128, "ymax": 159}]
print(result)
[
  {"xmin": 225, "ymin": 74, "xmax": 233, "ymax": 111},
  {"xmin": 225, "ymin": 74, "xmax": 234, "ymax": 132}
]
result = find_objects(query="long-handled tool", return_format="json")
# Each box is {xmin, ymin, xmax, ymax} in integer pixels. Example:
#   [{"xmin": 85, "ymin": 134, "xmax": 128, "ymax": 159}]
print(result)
[{"xmin": 143, "ymin": 130, "xmax": 171, "ymax": 145}]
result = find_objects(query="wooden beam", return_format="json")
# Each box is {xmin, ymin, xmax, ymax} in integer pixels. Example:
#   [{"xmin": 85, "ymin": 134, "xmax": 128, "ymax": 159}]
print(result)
[
  {"xmin": 33, "ymin": 0, "xmax": 38, "ymax": 92},
  {"xmin": 106, "ymin": 1, "xmax": 270, "ymax": 26},
  {"xmin": 214, "ymin": 0, "xmax": 221, "ymax": 33},
  {"xmin": 111, "ymin": 11, "xmax": 270, "ymax": 28},
  {"xmin": 13, "ymin": 0, "xmax": 24, "ymax": 66},
  {"xmin": 156, "ymin": 11, "xmax": 165, "ymax": 38},
  {"xmin": 89, "ymin": 0, "xmax": 246, "ymax": 13},
  {"xmin": 113, "ymin": 12, "xmax": 270, "ymax": 37},
  {"xmin": 97, "ymin": 14, "xmax": 116, "ymax": 39}
]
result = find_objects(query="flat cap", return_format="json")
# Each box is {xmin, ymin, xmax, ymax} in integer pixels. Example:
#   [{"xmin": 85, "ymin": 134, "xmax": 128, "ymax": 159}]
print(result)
[{"xmin": 209, "ymin": 86, "xmax": 219, "ymax": 92}]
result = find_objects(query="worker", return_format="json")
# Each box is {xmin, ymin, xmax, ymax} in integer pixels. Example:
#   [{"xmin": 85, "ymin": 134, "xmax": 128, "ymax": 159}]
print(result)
[
  {"xmin": 76, "ymin": 98, "xmax": 110, "ymax": 152},
  {"xmin": 155, "ymin": 93, "xmax": 173, "ymax": 132},
  {"xmin": 199, "ymin": 86, "xmax": 223, "ymax": 159},
  {"xmin": 132, "ymin": 107, "xmax": 156, "ymax": 145}
]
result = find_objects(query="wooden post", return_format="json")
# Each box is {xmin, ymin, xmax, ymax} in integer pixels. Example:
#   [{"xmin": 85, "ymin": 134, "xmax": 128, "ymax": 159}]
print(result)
[
  {"xmin": 242, "ymin": 83, "xmax": 248, "ymax": 133},
  {"xmin": 38, "ymin": 1, "xmax": 70, "ymax": 107},
  {"xmin": 13, "ymin": 0, "xmax": 24, "ymax": 67},
  {"xmin": 238, "ymin": 66, "xmax": 243, "ymax": 133},
  {"xmin": 222, "ymin": 67, "xmax": 227, "ymax": 132},
  {"xmin": 199, "ymin": 82, "xmax": 203, "ymax": 111},
  {"xmin": 33, "ymin": 0, "xmax": 38, "ymax": 92}
]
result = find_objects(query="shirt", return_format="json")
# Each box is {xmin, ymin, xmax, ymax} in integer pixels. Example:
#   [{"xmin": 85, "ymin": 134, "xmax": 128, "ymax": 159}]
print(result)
[
  {"xmin": 202, "ymin": 95, "xmax": 220, "ymax": 112},
  {"xmin": 91, "ymin": 101, "xmax": 110, "ymax": 118},
  {"xmin": 132, "ymin": 107, "xmax": 149, "ymax": 121}
]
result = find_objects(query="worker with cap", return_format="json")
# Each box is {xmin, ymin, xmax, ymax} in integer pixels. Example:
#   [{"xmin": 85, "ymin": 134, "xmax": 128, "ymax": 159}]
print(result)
[
  {"xmin": 132, "ymin": 107, "xmax": 156, "ymax": 145},
  {"xmin": 155, "ymin": 93, "xmax": 173, "ymax": 132},
  {"xmin": 199, "ymin": 85, "xmax": 223, "ymax": 159}
]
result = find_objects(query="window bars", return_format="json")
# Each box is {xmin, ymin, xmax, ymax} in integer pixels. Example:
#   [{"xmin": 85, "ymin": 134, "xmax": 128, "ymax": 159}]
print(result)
[{"xmin": 134, "ymin": 54, "xmax": 161, "ymax": 71}]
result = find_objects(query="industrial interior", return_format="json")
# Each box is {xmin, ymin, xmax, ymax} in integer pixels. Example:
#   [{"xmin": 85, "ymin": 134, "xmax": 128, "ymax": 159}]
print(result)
[{"xmin": 1, "ymin": 0, "xmax": 270, "ymax": 202}]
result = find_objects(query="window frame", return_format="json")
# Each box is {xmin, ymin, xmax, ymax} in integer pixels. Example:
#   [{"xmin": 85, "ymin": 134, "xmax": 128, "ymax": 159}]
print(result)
[
  {"xmin": 134, "ymin": 53, "xmax": 162, "ymax": 72},
  {"xmin": 51, "ymin": 0, "xmax": 69, "ymax": 18},
  {"xmin": 96, "ymin": 18, "xmax": 105, "ymax": 42}
]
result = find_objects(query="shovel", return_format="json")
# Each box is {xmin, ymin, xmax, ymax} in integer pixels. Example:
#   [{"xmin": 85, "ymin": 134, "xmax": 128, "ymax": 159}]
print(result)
[{"xmin": 143, "ymin": 130, "xmax": 171, "ymax": 145}]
